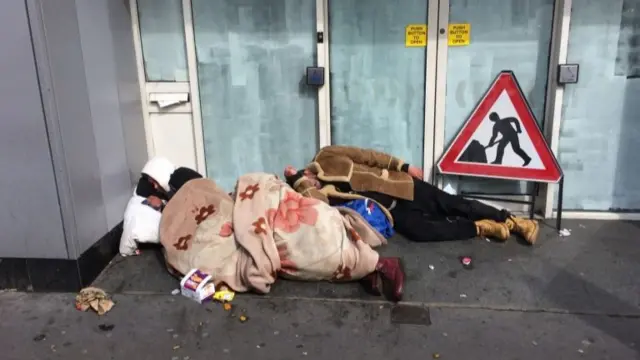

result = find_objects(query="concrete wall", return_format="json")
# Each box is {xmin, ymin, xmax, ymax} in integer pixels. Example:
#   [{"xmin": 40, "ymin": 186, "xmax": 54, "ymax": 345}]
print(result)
[
  {"xmin": 0, "ymin": 0, "xmax": 68, "ymax": 259},
  {"xmin": 24, "ymin": 0, "xmax": 146, "ymax": 259}
]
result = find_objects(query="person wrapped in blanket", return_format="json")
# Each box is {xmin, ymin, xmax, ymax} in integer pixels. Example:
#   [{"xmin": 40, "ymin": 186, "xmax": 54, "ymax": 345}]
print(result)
[
  {"xmin": 135, "ymin": 157, "xmax": 204, "ymax": 212},
  {"xmin": 284, "ymin": 145, "xmax": 539, "ymax": 246},
  {"xmin": 141, "ymin": 160, "xmax": 407, "ymax": 302}
]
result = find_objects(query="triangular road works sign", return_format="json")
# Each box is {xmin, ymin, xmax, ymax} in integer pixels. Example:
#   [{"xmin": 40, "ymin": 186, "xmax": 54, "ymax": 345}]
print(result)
[{"xmin": 438, "ymin": 71, "xmax": 562, "ymax": 183}]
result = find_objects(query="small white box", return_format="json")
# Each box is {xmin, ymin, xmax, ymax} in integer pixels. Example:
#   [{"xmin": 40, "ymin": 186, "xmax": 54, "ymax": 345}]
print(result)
[{"xmin": 179, "ymin": 269, "xmax": 216, "ymax": 304}]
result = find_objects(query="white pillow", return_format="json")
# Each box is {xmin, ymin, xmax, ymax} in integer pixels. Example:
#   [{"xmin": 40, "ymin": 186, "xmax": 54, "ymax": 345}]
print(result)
[{"xmin": 119, "ymin": 193, "xmax": 163, "ymax": 256}]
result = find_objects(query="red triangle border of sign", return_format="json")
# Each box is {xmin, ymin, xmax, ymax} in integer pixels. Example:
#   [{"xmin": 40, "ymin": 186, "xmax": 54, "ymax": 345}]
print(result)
[{"xmin": 437, "ymin": 71, "xmax": 563, "ymax": 184}]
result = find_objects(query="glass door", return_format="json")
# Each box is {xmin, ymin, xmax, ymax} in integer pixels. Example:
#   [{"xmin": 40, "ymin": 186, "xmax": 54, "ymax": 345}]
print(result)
[
  {"xmin": 192, "ymin": 0, "xmax": 321, "ymax": 190},
  {"xmin": 328, "ymin": 0, "xmax": 438, "ymax": 169},
  {"xmin": 435, "ymin": 0, "xmax": 556, "ymax": 203}
]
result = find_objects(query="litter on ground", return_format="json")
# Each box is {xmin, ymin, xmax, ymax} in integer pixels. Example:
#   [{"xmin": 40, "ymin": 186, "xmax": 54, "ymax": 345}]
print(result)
[
  {"xmin": 75, "ymin": 287, "xmax": 114, "ymax": 316},
  {"xmin": 559, "ymin": 228, "xmax": 571, "ymax": 237},
  {"xmin": 179, "ymin": 269, "xmax": 217, "ymax": 304},
  {"xmin": 460, "ymin": 256, "xmax": 473, "ymax": 269}
]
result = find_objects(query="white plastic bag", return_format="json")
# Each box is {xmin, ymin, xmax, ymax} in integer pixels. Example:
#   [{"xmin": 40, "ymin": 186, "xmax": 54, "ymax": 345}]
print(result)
[{"xmin": 119, "ymin": 192, "xmax": 163, "ymax": 256}]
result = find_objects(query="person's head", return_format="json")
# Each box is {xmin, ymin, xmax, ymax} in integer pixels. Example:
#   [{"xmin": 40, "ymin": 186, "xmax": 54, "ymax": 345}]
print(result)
[
  {"xmin": 140, "ymin": 156, "xmax": 176, "ymax": 195},
  {"xmin": 283, "ymin": 165, "xmax": 320, "ymax": 188},
  {"xmin": 489, "ymin": 112, "xmax": 500, "ymax": 122},
  {"xmin": 168, "ymin": 167, "xmax": 203, "ymax": 196},
  {"xmin": 284, "ymin": 165, "xmax": 317, "ymax": 178},
  {"xmin": 284, "ymin": 165, "xmax": 298, "ymax": 178}
]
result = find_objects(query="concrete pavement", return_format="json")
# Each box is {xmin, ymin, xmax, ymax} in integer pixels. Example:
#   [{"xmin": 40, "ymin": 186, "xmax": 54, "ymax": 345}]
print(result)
[{"xmin": 2, "ymin": 219, "xmax": 639, "ymax": 359}]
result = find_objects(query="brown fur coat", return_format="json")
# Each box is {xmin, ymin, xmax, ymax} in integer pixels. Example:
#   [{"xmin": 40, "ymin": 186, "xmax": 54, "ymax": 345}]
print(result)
[{"xmin": 292, "ymin": 146, "xmax": 415, "ymax": 224}]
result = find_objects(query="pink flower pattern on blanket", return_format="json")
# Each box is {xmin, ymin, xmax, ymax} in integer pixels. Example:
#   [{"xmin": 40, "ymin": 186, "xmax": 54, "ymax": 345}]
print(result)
[{"xmin": 266, "ymin": 191, "xmax": 319, "ymax": 233}]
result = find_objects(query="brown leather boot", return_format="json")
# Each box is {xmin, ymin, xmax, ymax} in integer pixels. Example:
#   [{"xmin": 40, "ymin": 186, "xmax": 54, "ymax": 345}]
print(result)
[
  {"xmin": 376, "ymin": 257, "xmax": 405, "ymax": 302},
  {"xmin": 475, "ymin": 219, "xmax": 510, "ymax": 241},
  {"xmin": 360, "ymin": 272, "xmax": 383, "ymax": 296},
  {"xmin": 506, "ymin": 217, "xmax": 539, "ymax": 245}
]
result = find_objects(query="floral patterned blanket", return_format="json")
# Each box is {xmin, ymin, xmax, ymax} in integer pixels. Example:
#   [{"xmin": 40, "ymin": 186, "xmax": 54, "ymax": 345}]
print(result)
[{"xmin": 159, "ymin": 173, "xmax": 386, "ymax": 293}]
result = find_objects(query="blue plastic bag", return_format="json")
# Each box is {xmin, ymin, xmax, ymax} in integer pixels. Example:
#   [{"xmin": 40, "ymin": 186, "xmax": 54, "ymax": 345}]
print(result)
[{"xmin": 340, "ymin": 198, "xmax": 394, "ymax": 239}]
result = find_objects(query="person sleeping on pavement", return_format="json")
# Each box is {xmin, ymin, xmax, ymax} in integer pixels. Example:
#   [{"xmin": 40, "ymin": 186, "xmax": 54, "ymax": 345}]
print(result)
[
  {"xmin": 138, "ymin": 158, "xmax": 407, "ymax": 302},
  {"xmin": 283, "ymin": 145, "xmax": 539, "ymax": 245}
]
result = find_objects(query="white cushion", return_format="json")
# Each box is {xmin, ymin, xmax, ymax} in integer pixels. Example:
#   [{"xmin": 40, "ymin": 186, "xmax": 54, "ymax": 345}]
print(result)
[{"xmin": 119, "ymin": 192, "xmax": 163, "ymax": 256}]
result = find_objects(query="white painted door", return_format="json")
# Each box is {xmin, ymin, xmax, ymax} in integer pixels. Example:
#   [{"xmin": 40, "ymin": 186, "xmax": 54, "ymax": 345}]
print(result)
[{"xmin": 132, "ymin": 0, "xmax": 202, "ymax": 172}]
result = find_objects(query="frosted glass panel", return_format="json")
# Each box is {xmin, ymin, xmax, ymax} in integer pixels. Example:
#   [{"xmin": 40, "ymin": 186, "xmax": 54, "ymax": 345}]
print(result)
[
  {"xmin": 137, "ymin": 0, "xmax": 187, "ymax": 81},
  {"xmin": 193, "ymin": 0, "xmax": 318, "ymax": 191},
  {"xmin": 556, "ymin": 0, "xmax": 640, "ymax": 210},
  {"xmin": 329, "ymin": 0, "xmax": 427, "ymax": 167},
  {"xmin": 442, "ymin": 0, "xmax": 554, "ymax": 195}
]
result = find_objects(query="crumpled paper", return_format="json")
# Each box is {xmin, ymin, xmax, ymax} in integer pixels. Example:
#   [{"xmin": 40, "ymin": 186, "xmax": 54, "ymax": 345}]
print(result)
[{"xmin": 75, "ymin": 287, "xmax": 114, "ymax": 315}]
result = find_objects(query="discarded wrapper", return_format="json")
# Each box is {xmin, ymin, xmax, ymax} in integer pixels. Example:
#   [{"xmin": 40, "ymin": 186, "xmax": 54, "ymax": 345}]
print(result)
[
  {"xmin": 75, "ymin": 287, "xmax": 114, "ymax": 315},
  {"xmin": 180, "ymin": 269, "xmax": 216, "ymax": 304},
  {"xmin": 214, "ymin": 289, "xmax": 235, "ymax": 302},
  {"xmin": 460, "ymin": 256, "xmax": 473, "ymax": 269}
]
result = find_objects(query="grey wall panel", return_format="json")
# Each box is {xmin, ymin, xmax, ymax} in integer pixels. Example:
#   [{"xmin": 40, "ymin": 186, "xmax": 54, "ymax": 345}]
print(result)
[
  {"xmin": 107, "ymin": 0, "xmax": 148, "ymax": 184},
  {"xmin": 0, "ymin": 0, "xmax": 67, "ymax": 258},
  {"xmin": 75, "ymin": 0, "xmax": 132, "ymax": 229},
  {"xmin": 38, "ymin": 0, "xmax": 107, "ymax": 258}
]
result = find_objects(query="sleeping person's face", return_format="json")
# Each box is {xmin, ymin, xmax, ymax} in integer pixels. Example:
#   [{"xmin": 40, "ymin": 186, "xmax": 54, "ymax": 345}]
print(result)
[
  {"xmin": 284, "ymin": 165, "xmax": 321, "ymax": 189},
  {"xmin": 148, "ymin": 177, "xmax": 165, "ymax": 194}
]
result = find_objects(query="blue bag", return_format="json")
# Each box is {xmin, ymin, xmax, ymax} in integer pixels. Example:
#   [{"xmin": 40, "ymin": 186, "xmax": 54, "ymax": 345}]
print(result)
[{"xmin": 340, "ymin": 198, "xmax": 394, "ymax": 239}]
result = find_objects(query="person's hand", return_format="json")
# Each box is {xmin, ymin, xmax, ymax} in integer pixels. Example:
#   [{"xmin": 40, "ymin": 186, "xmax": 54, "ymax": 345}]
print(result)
[
  {"xmin": 147, "ymin": 195, "xmax": 163, "ymax": 209},
  {"xmin": 517, "ymin": 129, "xmax": 522, "ymax": 134},
  {"xmin": 284, "ymin": 165, "xmax": 298, "ymax": 177},
  {"xmin": 407, "ymin": 165, "xmax": 423, "ymax": 180}
]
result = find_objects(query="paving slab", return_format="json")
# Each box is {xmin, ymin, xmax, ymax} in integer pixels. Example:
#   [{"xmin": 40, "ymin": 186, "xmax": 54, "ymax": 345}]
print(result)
[
  {"xmin": 1, "ymin": 292, "xmax": 638, "ymax": 360},
  {"xmin": 93, "ymin": 219, "xmax": 640, "ymax": 316}
]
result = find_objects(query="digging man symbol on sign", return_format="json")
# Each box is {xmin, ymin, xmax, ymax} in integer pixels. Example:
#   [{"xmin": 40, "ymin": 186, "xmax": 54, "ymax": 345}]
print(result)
[{"xmin": 486, "ymin": 112, "xmax": 531, "ymax": 167}]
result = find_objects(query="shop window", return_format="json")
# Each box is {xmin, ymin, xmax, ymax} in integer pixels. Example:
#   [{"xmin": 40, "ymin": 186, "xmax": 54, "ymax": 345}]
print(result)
[
  {"xmin": 615, "ymin": 0, "xmax": 640, "ymax": 78},
  {"xmin": 329, "ymin": 0, "xmax": 428, "ymax": 167},
  {"xmin": 557, "ymin": 0, "xmax": 640, "ymax": 210},
  {"xmin": 192, "ymin": 0, "xmax": 319, "ymax": 191}
]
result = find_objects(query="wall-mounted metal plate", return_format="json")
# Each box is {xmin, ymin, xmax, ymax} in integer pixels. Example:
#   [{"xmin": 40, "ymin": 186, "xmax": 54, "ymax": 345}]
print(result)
[
  {"xmin": 558, "ymin": 64, "xmax": 579, "ymax": 84},
  {"xmin": 306, "ymin": 67, "xmax": 324, "ymax": 86}
]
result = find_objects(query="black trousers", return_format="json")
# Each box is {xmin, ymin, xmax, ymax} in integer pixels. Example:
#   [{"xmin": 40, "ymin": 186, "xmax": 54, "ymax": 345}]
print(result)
[{"xmin": 390, "ymin": 179, "xmax": 510, "ymax": 242}]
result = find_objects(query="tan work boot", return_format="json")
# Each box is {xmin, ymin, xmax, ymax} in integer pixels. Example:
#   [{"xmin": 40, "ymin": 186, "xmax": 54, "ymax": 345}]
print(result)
[
  {"xmin": 475, "ymin": 220, "xmax": 510, "ymax": 242},
  {"xmin": 506, "ymin": 217, "xmax": 539, "ymax": 245}
]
